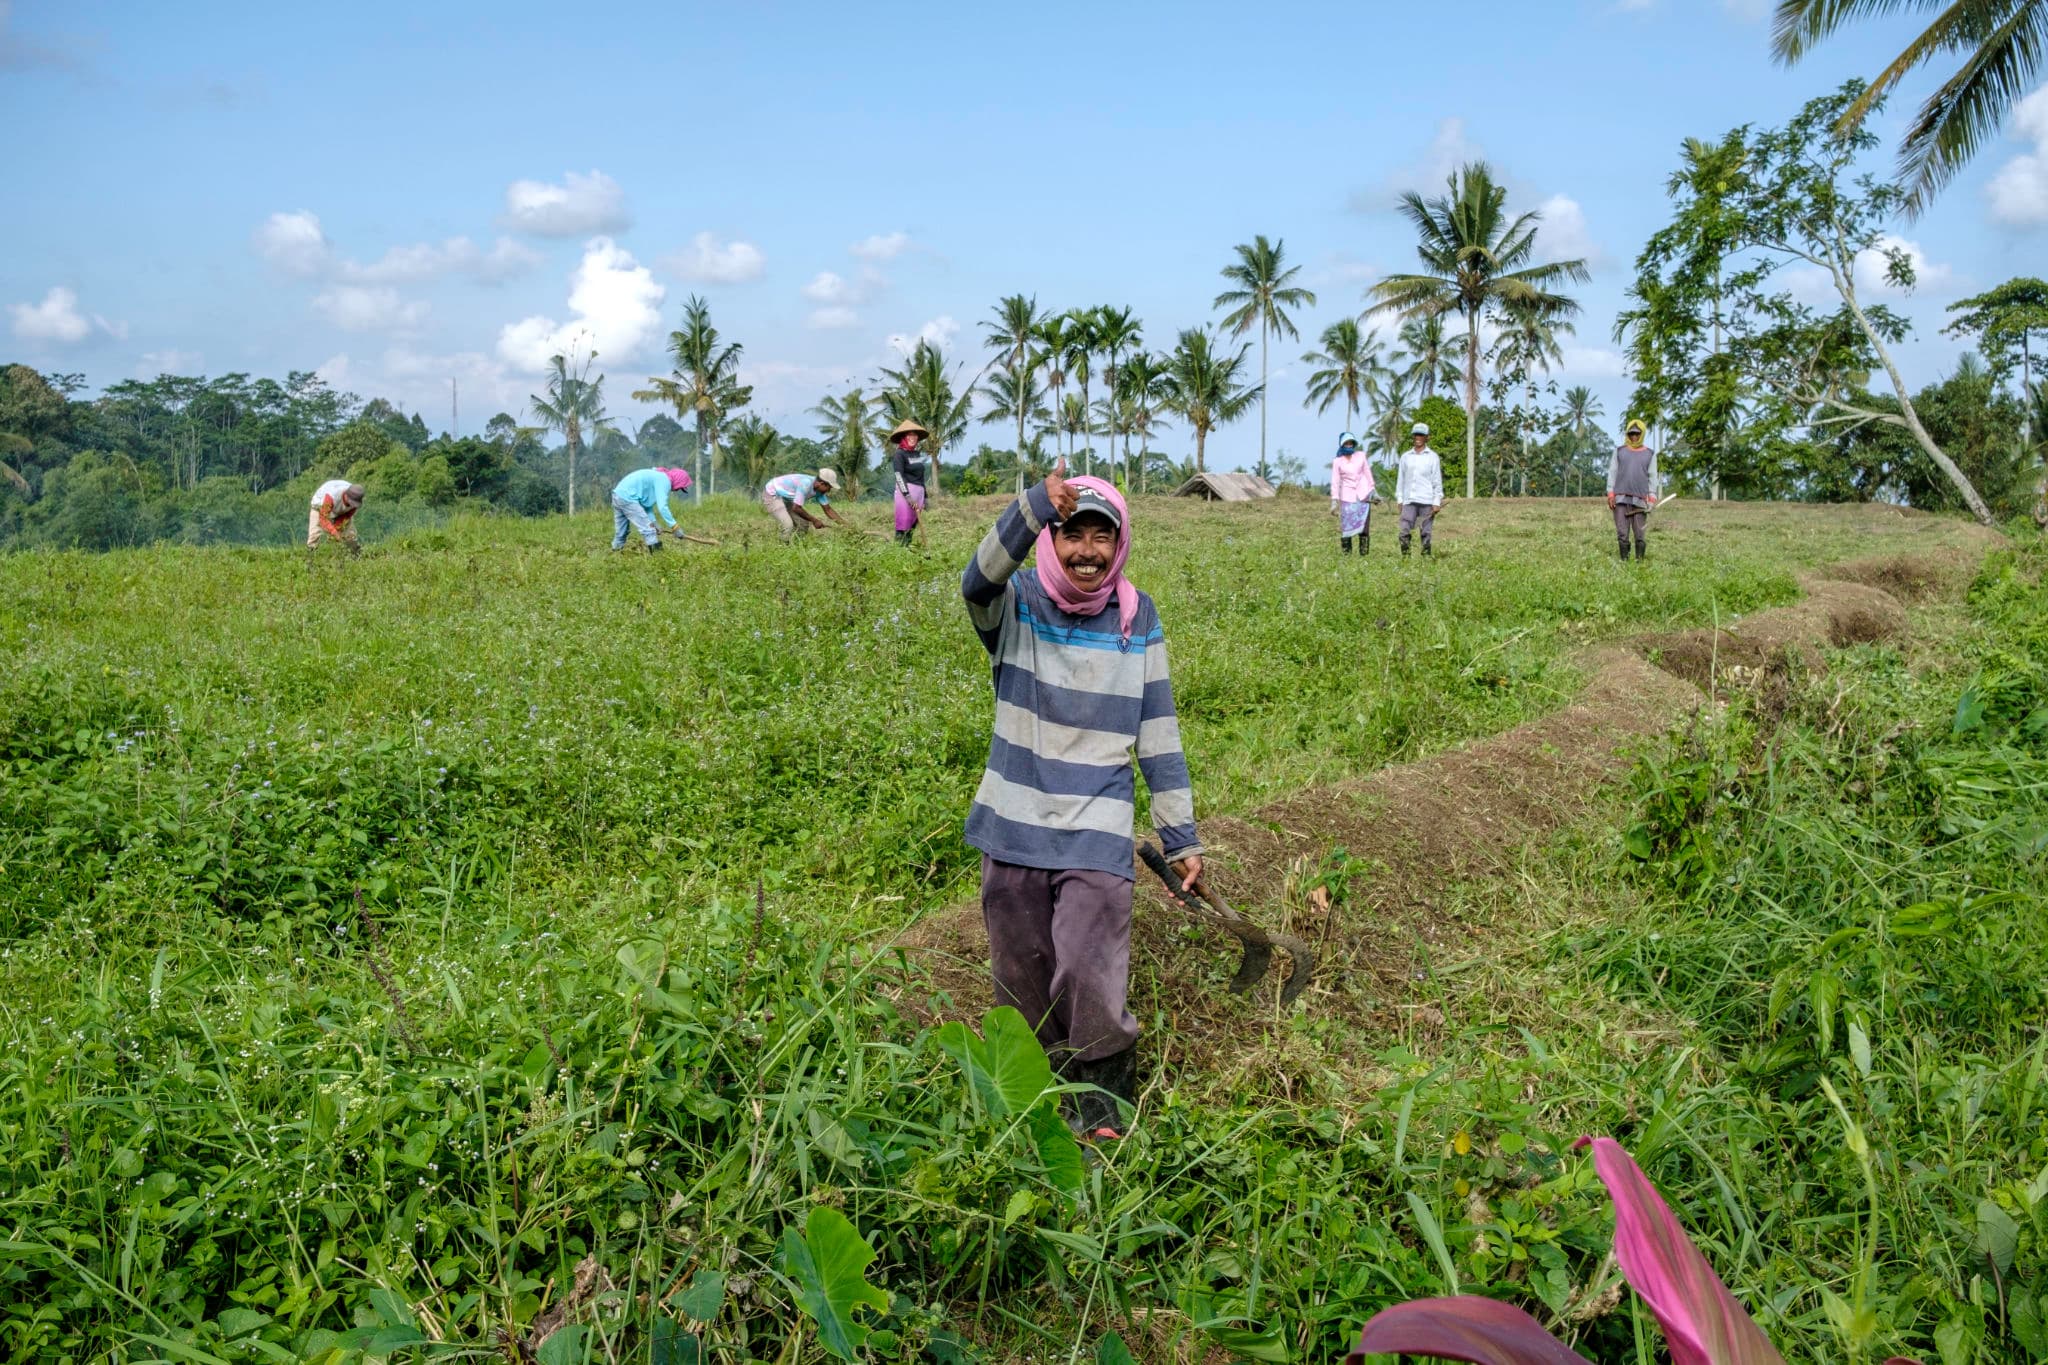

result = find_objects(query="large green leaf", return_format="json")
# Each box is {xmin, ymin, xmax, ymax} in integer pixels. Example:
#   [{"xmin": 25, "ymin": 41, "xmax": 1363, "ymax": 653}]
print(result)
[
  {"xmin": 936, "ymin": 1006, "xmax": 1053, "ymax": 1120},
  {"xmin": 779, "ymin": 1207, "xmax": 889, "ymax": 1361},
  {"xmin": 1025, "ymin": 1102, "xmax": 1086, "ymax": 1194}
]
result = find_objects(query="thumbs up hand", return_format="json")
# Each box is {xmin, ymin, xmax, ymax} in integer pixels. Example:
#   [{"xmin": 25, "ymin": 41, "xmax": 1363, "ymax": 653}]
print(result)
[{"xmin": 1045, "ymin": 455, "xmax": 1079, "ymax": 520}]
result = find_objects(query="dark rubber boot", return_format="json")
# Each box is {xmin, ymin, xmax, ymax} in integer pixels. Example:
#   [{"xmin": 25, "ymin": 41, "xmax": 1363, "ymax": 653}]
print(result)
[
  {"xmin": 895, "ymin": 530, "xmax": 913, "ymax": 547},
  {"xmin": 1422, "ymin": 542, "xmax": 1432, "ymax": 558},
  {"xmin": 1399, "ymin": 538, "xmax": 1410, "ymax": 557},
  {"xmin": 1361, "ymin": 531, "xmax": 1370, "ymax": 555},
  {"xmin": 1068, "ymin": 1046, "xmax": 1138, "ymax": 1140},
  {"xmin": 1635, "ymin": 542, "xmax": 1646, "ymax": 562},
  {"xmin": 1340, "ymin": 537, "xmax": 1352, "ymax": 554},
  {"xmin": 1619, "ymin": 542, "xmax": 1630, "ymax": 562}
]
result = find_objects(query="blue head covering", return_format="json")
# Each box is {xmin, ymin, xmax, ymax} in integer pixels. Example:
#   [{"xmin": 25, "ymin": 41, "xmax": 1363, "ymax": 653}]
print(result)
[{"xmin": 1337, "ymin": 431, "xmax": 1359, "ymax": 454}]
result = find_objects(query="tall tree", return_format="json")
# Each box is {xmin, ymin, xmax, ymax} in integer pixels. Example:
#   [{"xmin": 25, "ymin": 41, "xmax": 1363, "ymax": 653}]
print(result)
[
  {"xmin": 1398, "ymin": 314, "xmax": 1462, "ymax": 397},
  {"xmin": 1060, "ymin": 310, "xmax": 1099, "ymax": 475},
  {"xmin": 1215, "ymin": 235, "xmax": 1316, "ymax": 473},
  {"xmin": 1620, "ymin": 82, "xmax": 1997, "ymax": 524},
  {"xmin": 1491, "ymin": 299, "xmax": 1572, "ymax": 494},
  {"xmin": 1946, "ymin": 277, "xmax": 2048, "ymax": 518},
  {"xmin": 633, "ymin": 295, "xmax": 751, "ymax": 502},
  {"xmin": 976, "ymin": 360, "xmax": 1049, "ymax": 455},
  {"xmin": 877, "ymin": 340, "xmax": 975, "ymax": 495},
  {"xmin": 719, "ymin": 415, "xmax": 785, "ymax": 493},
  {"xmin": 1371, "ymin": 162, "xmax": 1589, "ymax": 498},
  {"xmin": 1300, "ymin": 317, "xmax": 1384, "ymax": 430},
  {"xmin": 1560, "ymin": 385, "xmax": 1606, "ymax": 497},
  {"xmin": 1091, "ymin": 306, "xmax": 1143, "ymax": 485},
  {"xmin": 1771, "ymin": 0, "xmax": 2048, "ymax": 214},
  {"xmin": 528, "ymin": 348, "xmax": 615, "ymax": 515},
  {"xmin": 982, "ymin": 294, "xmax": 1044, "ymax": 459},
  {"xmin": 1033, "ymin": 313, "xmax": 1076, "ymax": 463},
  {"xmin": 1365, "ymin": 366, "xmax": 1416, "ymax": 457},
  {"xmin": 809, "ymin": 387, "xmax": 887, "ymax": 498},
  {"xmin": 1159, "ymin": 328, "xmax": 1261, "ymax": 473},
  {"xmin": 1117, "ymin": 351, "xmax": 1173, "ymax": 490}
]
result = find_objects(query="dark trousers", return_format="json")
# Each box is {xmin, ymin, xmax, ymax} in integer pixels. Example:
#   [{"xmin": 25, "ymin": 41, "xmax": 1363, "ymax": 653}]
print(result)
[
  {"xmin": 1398, "ymin": 503, "xmax": 1436, "ymax": 553},
  {"xmin": 980, "ymin": 856, "xmax": 1138, "ymax": 1064},
  {"xmin": 1613, "ymin": 504, "xmax": 1647, "ymax": 559}
]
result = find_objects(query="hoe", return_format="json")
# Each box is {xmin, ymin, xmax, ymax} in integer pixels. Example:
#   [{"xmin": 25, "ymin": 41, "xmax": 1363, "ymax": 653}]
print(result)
[{"xmin": 1138, "ymin": 843, "xmax": 1315, "ymax": 1007}]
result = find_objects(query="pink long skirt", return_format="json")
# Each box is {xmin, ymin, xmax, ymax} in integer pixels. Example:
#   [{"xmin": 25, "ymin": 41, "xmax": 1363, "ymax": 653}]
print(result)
[{"xmin": 894, "ymin": 484, "xmax": 926, "ymax": 532}]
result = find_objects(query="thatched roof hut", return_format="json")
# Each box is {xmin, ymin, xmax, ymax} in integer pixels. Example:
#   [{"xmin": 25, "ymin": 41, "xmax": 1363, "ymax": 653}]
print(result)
[{"xmin": 1172, "ymin": 472, "xmax": 1277, "ymax": 501}]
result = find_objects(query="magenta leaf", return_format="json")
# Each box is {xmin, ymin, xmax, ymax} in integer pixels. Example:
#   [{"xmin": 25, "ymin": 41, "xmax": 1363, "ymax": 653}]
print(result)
[
  {"xmin": 1580, "ymin": 1137, "xmax": 1786, "ymax": 1365},
  {"xmin": 1344, "ymin": 1297, "xmax": 1594, "ymax": 1365}
]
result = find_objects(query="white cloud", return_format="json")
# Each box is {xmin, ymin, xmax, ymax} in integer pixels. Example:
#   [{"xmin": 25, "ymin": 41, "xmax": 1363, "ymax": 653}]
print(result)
[
  {"xmin": 136, "ymin": 348, "xmax": 203, "ymax": 377},
  {"xmin": 806, "ymin": 306, "xmax": 860, "ymax": 330},
  {"xmin": 1721, "ymin": 0, "xmax": 1768, "ymax": 19},
  {"xmin": 313, "ymin": 285, "xmax": 430, "ymax": 332},
  {"xmin": 316, "ymin": 353, "xmax": 353, "ymax": 390},
  {"xmin": 663, "ymin": 231, "xmax": 766, "ymax": 284},
  {"xmin": 496, "ymin": 236, "xmax": 666, "ymax": 372},
  {"xmin": 1359, "ymin": 117, "xmax": 1484, "ymax": 209},
  {"xmin": 887, "ymin": 315, "xmax": 960, "ymax": 356},
  {"xmin": 8, "ymin": 286, "xmax": 123, "ymax": 344},
  {"xmin": 1536, "ymin": 194, "xmax": 1603, "ymax": 267},
  {"xmin": 341, "ymin": 235, "xmax": 541, "ymax": 285},
  {"xmin": 1855, "ymin": 235, "xmax": 1953, "ymax": 294},
  {"xmin": 803, "ymin": 270, "xmax": 855, "ymax": 304},
  {"xmin": 499, "ymin": 170, "xmax": 630, "ymax": 237},
  {"xmin": 1987, "ymin": 85, "xmax": 2048, "ymax": 227},
  {"xmin": 850, "ymin": 231, "xmax": 913, "ymax": 261},
  {"xmin": 253, "ymin": 209, "xmax": 332, "ymax": 276}
]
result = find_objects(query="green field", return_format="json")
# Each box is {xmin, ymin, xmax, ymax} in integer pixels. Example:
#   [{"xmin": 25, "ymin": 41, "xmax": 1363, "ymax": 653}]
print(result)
[{"xmin": 3, "ymin": 493, "xmax": 2044, "ymax": 1364}]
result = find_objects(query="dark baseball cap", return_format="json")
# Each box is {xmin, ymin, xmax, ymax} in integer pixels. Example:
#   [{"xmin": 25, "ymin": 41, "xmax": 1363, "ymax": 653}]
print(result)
[{"xmin": 1069, "ymin": 486, "xmax": 1122, "ymax": 528}]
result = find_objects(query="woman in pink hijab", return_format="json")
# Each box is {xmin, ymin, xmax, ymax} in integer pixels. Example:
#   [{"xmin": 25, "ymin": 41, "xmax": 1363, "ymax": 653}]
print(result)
[{"xmin": 960, "ymin": 457, "xmax": 1207, "ymax": 1142}]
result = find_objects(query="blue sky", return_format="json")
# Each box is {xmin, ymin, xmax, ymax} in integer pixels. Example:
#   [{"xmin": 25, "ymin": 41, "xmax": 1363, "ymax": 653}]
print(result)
[{"xmin": 5, "ymin": 0, "xmax": 2046, "ymax": 472}]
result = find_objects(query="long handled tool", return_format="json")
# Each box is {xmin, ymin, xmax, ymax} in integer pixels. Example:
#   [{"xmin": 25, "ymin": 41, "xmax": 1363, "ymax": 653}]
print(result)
[{"xmin": 1138, "ymin": 843, "xmax": 1314, "ymax": 1006}]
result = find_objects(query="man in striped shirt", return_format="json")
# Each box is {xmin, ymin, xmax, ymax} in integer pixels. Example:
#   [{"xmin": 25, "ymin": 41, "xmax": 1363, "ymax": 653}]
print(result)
[{"xmin": 962, "ymin": 457, "xmax": 1204, "ymax": 1139}]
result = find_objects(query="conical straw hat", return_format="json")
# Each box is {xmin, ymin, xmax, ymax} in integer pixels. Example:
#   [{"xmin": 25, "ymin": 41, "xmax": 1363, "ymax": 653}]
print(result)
[{"xmin": 887, "ymin": 418, "xmax": 931, "ymax": 441}]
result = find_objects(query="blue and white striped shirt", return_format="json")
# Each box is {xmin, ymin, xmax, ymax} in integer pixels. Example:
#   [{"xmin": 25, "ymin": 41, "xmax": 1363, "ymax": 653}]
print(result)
[{"xmin": 961, "ymin": 482, "xmax": 1203, "ymax": 880}]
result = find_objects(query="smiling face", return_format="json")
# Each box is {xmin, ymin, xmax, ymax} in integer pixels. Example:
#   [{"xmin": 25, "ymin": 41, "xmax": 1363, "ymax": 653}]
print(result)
[
  {"xmin": 900, "ymin": 433, "xmax": 921, "ymax": 452},
  {"xmin": 1054, "ymin": 512, "xmax": 1118, "ymax": 589},
  {"xmin": 1412, "ymin": 434, "xmax": 1428, "ymax": 452}
]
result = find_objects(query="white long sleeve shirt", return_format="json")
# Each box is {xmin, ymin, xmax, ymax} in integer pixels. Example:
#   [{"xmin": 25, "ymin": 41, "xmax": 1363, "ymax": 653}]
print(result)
[{"xmin": 1394, "ymin": 447, "xmax": 1444, "ymax": 506}]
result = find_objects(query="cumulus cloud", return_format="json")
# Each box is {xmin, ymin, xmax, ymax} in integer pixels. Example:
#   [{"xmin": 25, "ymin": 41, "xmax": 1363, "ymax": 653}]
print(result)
[
  {"xmin": 1536, "ymin": 194, "xmax": 1603, "ymax": 267},
  {"xmin": 136, "ymin": 349, "xmax": 204, "ymax": 377},
  {"xmin": 663, "ymin": 231, "xmax": 766, "ymax": 284},
  {"xmin": 499, "ymin": 170, "xmax": 630, "ymax": 237},
  {"xmin": 1357, "ymin": 117, "xmax": 1485, "ymax": 209},
  {"xmin": 340, "ymin": 235, "xmax": 541, "ymax": 285},
  {"xmin": 253, "ymin": 209, "xmax": 333, "ymax": 276},
  {"xmin": 850, "ymin": 231, "xmax": 913, "ymax": 261},
  {"xmin": 803, "ymin": 270, "xmax": 856, "ymax": 304},
  {"xmin": 887, "ymin": 315, "xmax": 960, "ymax": 356},
  {"xmin": 497, "ymin": 237, "xmax": 666, "ymax": 373},
  {"xmin": 1856, "ymin": 235, "xmax": 1953, "ymax": 294},
  {"xmin": 805, "ymin": 306, "xmax": 859, "ymax": 330},
  {"xmin": 1987, "ymin": 84, "xmax": 2048, "ymax": 227},
  {"xmin": 313, "ymin": 285, "xmax": 430, "ymax": 332},
  {"xmin": 1559, "ymin": 344, "xmax": 1629, "ymax": 380},
  {"xmin": 8, "ymin": 286, "xmax": 123, "ymax": 344}
]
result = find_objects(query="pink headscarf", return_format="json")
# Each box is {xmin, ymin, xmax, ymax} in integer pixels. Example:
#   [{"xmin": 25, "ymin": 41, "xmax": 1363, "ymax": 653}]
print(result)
[
  {"xmin": 661, "ymin": 467, "xmax": 692, "ymax": 492},
  {"xmin": 1034, "ymin": 475, "xmax": 1138, "ymax": 643}
]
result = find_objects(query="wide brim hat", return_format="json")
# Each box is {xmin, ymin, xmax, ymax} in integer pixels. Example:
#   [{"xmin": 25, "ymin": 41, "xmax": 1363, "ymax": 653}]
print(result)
[
  {"xmin": 887, "ymin": 418, "xmax": 930, "ymax": 443},
  {"xmin": 816, "ymin": 467, "xmax": 842, "ymax": 489},
  {"xmin": 340, "ymin": 484, "xmax": 366, "ymax": 509},
  {"xmin": 1338, "ymin": 432, "xmax": 1359, "ymax": 447},
  {"xmin": 1411, "ymin": 422, "xmax": 1430, "ymax": 436}
]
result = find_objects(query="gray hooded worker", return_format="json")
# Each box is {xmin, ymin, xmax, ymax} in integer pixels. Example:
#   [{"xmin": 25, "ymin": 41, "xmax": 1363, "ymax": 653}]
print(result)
[
  {"xmin": 1607, "ymin": 420, "xmax": 1660, "ymax": 562},
  {"xmin": 1394, "ymin": 422, "xmax": 1444, "ymax": 558}
]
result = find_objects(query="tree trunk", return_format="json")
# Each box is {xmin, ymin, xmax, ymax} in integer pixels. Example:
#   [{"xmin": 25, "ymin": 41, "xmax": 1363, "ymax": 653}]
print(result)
[
  {"xmin": 1196, "ymin": 424, "xmax": 1207, "ymax": 474},
  {"xmin": 1258, "ymin": 320, "xmax": 1269, "ymax": 475},
  {"xmin": 1463, "ymin": 308, "xmax": 1480, "ymax": 499},
  {"xmin": 567, "ymin": 425, "xmax": 579, "ymax": 515},
  {"xmin": 695, "ymin": 415, "xmax": 706, "ymax": 504},
  {"xmin": 1838, "ymin": 268, "xmax": 1994, "ymax": 526}
]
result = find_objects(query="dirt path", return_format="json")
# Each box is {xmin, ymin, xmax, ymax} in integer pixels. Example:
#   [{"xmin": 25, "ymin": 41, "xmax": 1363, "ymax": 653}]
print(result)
[{"xmin": 889, "ymin": 544, "xmax": 1989, "ymax": 1072}]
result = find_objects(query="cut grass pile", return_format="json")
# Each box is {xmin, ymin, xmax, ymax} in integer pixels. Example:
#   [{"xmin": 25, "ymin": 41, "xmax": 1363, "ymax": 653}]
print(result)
[{"xmin": 0, "ymin": 491, "xmax": 2037, "ymax": 1363}]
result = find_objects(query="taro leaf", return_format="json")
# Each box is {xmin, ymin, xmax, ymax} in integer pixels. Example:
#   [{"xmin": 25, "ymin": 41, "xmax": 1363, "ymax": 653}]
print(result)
[
  {"xmin": 536, "ymin": 1325, "xmax": 587, "ymax": 1365},
  {"xmin": 677, "ymin": 1268, "xmax": 725, "ymax": 1322},
  {"xmin": 779, "ymin": 1206, "xmax": 889, "ymax": 1361},
  {"xmin": 2012, "ymin": 1289, "xmax": 2048, "ymax": 1357},
  {"xmin": 651, "ymin": 1317, "xmax": 702, "ymax": 1365},
  {"xmin": 1952, "ymin": 688, "xmax": 1984, "ymax": 735},
  {"xmin": 1581, "ymin": 1136, "xmax": 1787, "ymax": 1365},
  {"xmin": 936, "ymin": 1007, "xmax": 1053, "ymax": 1121},
  {"xmin": 1974, "ymin": 1198, "xmax": 2019, "ymax": 1274},
  {"xmin": 1344, "ymin": 1297, "xmax": 1592, "ymax": 1365},
  {"xmin": 1024, "ymin": 1102, "xmax": 1086, "ymax": 1194},
  {"xmin": 1097, "ymin": 1331, "xmax": 1137, "ymax": 1365},
  {"xmin": 926, "ymin": 1330, "xmax": 976, "ymax": 1364},
  {"xmin": 1624, "ymin": 825, "xmax": 1654, "ymax": 860}
]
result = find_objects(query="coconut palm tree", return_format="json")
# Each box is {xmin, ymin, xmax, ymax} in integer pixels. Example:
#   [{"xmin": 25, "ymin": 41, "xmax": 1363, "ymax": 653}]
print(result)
[
  {"xmin": 978, "ymin": 359, "xmax": 1049, "ymax": 455},
  {"xmin": 1771, "ymin": 0, "xmax": 2048, "ymax": 215},
  {"xmin": 877, "ymin": 340, "xmax": 975, "ymax": 495},
  {"xmin": 633, "ymin": 296, "xmax": 751, "ymax": 503},
  {"xmin": 1300, "ymin": 317, "xmax": 1385, "ymax": 431},
  {"xmin": 1398, "ymin": 315, "xmax": 1453, "ymax": 397},
  {"xmin": 528, "ymin": 346, "xmax": 616, "ymax": 515},
  {"xmin": 1059, "ymin": 310, "xmax": 1100, "ymax": 475},
  {"xmin": 1118, "ymin": 351, "xmax": 1173, "ymax": 490},
  {"xmin": 1490, "ymin": 300, "xmax": 1573, "ymax": 494},
  {"xmin": 1215, "ymin": 236, "xmax": 1316, "ymax": 473},
  {"xmin": 1365, "ymin": 367, "xmax": 1416, "ymax": 458},
  {"xmin": 982, "ymin": 294, "xmax": 1044, "ymax": 457},
  {"xmin": 1560, "ymin": 384, "xmax": 1605, "ymax": 496},
  {"xmin": 1091, "ymin": 305, "xmax": 1143, "ymax": 486},
  {"xmin": 720, "ymin": 416, "xmax": 784, "ymax": 493},
  {"xmin": 1159, "ymin": 328, "xmax": 1261, "ymax": 473},
  {"xmin": 1371, "ymin": 162, "xmax": 1590, "ymax": 498},
  {"xmin": 810, "ymin": 387, "xmax": 887, "ymax": 497},
  {"xmin": 1033, "ymin": 313, "xmax": 1076, "ymax": 464}
]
